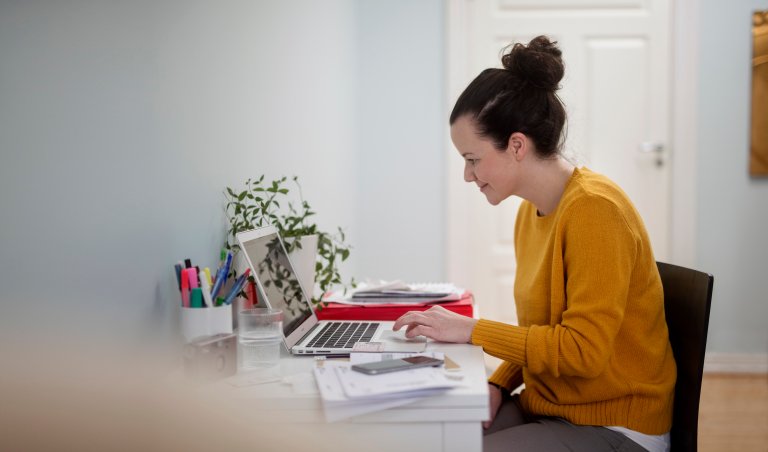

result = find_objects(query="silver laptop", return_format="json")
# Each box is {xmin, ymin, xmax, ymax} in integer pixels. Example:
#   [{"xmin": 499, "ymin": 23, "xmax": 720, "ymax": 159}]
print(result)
[{"xmin": 236, "ymin": 225, "xmax": 427, "ymax": 355}]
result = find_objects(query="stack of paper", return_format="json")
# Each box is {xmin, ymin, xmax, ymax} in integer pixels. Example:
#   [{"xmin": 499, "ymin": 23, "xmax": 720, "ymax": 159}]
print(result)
[
  {"xmin": 323, "ymin": 281, "xmax": 466, "ymax": 305},
  {"xmin": 312, "ymin": 353, "xmax": 463, "ymax": 422}
]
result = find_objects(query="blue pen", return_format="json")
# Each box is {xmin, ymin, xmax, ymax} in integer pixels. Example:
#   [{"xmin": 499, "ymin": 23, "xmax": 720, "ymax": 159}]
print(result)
[
  {"xmin": 223, "ymin": 268, "xmax": 250, "ymax": 305},
  {"xmin": 174, "ymin": 262, "xmax": 183, "ymax": 290},
  {"xmin": 210, "ymin": 252, "xmax": 232, "ymax": 299}
]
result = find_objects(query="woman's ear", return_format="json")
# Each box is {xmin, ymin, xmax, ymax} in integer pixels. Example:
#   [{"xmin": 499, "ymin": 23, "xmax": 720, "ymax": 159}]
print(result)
[{"xmin": 506, "ymin": 132, "xmax": 529, "ymax": 161}]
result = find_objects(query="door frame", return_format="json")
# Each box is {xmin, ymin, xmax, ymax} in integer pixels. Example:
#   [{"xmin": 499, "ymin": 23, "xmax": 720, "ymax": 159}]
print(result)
[{"xmin": 444, "ymin": 0, "xmax": 699, "ymax": 286}]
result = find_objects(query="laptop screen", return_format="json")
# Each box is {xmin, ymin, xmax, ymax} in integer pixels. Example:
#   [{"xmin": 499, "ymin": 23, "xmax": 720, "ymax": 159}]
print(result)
[{"xmin": 240, "ymin": 231, "xmax": 313, "ymax": 338}]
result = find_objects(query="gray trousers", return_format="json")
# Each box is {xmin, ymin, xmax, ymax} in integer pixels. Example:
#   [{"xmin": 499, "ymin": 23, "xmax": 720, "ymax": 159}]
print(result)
[{"xmin": 483, "ymin": 396, "xmax": 648, "ymax": 452}]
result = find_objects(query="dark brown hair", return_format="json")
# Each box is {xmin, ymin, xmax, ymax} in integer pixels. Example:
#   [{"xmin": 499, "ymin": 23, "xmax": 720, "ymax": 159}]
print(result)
[{"xmin": 449, "ymin": 35, "xmax": 566, "ymax": 158}]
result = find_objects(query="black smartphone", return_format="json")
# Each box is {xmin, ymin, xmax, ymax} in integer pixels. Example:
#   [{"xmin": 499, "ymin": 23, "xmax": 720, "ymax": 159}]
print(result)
[{"xmin": 351, "ymin": 356, "xmax": 444, "ymax": 375}]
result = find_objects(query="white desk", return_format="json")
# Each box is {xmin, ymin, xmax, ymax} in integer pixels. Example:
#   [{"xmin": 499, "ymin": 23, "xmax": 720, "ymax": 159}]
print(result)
[{"xmin": 213, "ymin": 333, "xmax": 489, "ymax": 452}]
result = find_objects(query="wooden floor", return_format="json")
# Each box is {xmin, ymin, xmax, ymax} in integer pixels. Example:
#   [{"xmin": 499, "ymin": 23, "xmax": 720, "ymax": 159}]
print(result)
[{"xmin": 698, "ymin": 373, "xmax": 768, "ymax": 452}]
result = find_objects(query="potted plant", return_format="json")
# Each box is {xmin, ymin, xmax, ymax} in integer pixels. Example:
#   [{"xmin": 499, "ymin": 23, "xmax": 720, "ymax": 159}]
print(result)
[{"xmin": 224, "ymin": 175, "xmax": 353, "ymax": 307}]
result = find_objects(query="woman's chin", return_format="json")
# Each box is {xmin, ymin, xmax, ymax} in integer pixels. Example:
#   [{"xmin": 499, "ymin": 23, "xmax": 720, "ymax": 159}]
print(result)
[{"xmin": 484, "ymin": 193, "xmax": 502, "ymax": 206}]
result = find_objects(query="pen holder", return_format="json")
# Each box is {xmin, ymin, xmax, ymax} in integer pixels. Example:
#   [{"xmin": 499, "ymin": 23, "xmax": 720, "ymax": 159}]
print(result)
[{"xmin": 181, "ymin": 305, "xmax": 233, "ymax": 343}]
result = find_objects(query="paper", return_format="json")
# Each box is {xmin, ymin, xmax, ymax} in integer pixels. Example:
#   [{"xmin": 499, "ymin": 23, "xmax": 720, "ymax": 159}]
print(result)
[
  {"xmin": 312, "ymin": 361, "xmax": 425, "ymax": 422},
  {"xmin": 333, "ymin": 366, "xmax": 458, "ymax": 399},
  {"xmin": 323, "ymin": 281, "xmax": 466, "ymax": 305},
  {"xmin": 311, "ymin": 355, "xmax": 462, "ymax": 422}
]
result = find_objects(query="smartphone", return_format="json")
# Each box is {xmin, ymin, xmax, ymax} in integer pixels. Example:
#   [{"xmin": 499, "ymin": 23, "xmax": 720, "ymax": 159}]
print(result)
[{"xmin": 351, "ymin": 356, "xmax": 444, "ymax": 375}]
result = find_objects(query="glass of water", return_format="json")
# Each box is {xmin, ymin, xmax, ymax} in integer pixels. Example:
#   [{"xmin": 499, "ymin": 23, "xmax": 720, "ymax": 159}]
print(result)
[{"xmin": 237, "ymin": 308, "xmax": 283, "ymax": 377}]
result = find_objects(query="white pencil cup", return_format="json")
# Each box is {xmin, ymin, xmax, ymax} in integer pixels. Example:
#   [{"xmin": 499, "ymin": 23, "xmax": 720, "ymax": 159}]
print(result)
[{"xmin": 181, "ymin": 306, "xmax": 234, "ymax": 343}]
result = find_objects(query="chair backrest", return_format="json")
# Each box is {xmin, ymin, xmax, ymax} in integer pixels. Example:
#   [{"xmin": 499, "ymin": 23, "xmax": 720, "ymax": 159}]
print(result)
[{"xmin": 656, "ymin": 261, "xmax": 714, "ymax": 452}]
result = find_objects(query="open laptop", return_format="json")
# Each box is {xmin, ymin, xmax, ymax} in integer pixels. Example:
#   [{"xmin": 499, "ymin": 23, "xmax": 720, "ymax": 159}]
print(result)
[{"xmin": 236, "ymin": 225, "xmax": 427, "ymax": 355}]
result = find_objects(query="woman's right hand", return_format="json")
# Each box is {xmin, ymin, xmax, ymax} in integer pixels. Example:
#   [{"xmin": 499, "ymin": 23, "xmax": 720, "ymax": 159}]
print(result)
[{"xmin": 484, "ymin": 383, "xmax": 503, "ymax": 429}]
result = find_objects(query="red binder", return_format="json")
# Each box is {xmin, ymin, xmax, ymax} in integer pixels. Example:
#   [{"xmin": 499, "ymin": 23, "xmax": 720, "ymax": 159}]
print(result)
[{"xmin": 316, "ymin": 292, "xmax": 474, "ymax": 321}]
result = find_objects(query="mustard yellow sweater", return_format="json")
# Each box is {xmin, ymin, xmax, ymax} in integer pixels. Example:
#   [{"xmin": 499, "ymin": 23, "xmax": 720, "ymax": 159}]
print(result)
[{"xmin": 471, "ymin": 167, "xmax": 676, "ymax": 434}]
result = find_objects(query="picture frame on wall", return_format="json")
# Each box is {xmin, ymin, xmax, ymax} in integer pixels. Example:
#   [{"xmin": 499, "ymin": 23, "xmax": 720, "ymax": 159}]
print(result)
[{"xmin": 750, "ymin": 10, "xmax": 768, "ymax": 177}]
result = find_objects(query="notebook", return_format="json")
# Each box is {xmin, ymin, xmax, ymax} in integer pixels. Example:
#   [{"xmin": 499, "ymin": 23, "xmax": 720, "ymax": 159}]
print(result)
[{"xmin": 236, "ymin": 225, "xmax": 427, "ymax": 355}]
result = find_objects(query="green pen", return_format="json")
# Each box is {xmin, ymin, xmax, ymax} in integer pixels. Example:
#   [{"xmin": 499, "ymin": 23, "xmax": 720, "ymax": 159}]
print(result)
[
  {"xmin": 191, "ymin": 288, "xmax": 203, "ymax": 308},
  {"xmin": 215, "ymin": 296, "xmax": 226, "ymax": 307}
]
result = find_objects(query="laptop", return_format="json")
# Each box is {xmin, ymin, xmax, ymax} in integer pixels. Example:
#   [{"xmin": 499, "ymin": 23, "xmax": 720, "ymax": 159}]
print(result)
[{"xmin": 236, "ymin": 225, "xmax": 427, "ymax": 355}]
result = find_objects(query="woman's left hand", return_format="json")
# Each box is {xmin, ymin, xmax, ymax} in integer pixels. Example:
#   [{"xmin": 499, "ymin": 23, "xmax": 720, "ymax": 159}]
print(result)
[{"xmin": 393, "ymin": 305, "xmax": 478, "ymax": 343}]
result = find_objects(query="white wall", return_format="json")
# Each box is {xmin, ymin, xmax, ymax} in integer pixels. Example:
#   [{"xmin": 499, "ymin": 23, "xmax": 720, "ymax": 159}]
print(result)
[
  {"xmin": 697, "ymin": 0, "xmax": 768, "ymax": 354},
  {"xmin": 2, "ymin": 0, "xmax": 765, "ymax": 359},
  {"xmin": 0, "ymin": 0, "xmax": 445, "ymax": 345},
  {"xmin": 354, "ymin": 0, "xmax": 445, "ymax": 282}
]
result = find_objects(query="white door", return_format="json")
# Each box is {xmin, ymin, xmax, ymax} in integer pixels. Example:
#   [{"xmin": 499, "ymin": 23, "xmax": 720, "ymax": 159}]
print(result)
[{"xmin": 447, "ymin": 0, "xmax": 672, "ymax": 324}]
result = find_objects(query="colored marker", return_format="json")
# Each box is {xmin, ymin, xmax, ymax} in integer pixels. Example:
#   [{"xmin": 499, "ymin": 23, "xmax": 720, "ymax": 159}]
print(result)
[
  {"xmin": 180, "ymin": 268, "xmax": 191, "ymax": 307},
  {"xmin": 203, "ymin": 267, "xmax": 213, "ymax": 287},
  {"xmin": 199, "ymin": 272, "xmax": 214, "ymax": 308},
  {"xmin": 188, "ymin": 267, "xmax": 199, "ymax": 289},
  {"xmin": 190, "ymin": 288, "xmax": 203, "ymax": 308},
  {"xmin": 184, "ymin": 258, "xmax": 192, "ymax": 269},
  {"xmin": 247, "ymin": 279, "xmax": 257, "ymax": 306}
]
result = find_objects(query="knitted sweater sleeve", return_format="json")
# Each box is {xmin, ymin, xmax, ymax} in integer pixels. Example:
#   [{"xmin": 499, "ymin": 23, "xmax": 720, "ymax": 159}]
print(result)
[
  {"xmin": 487, "ymin": 360, "xmax": 524, "ymax": 392},
  {"xmin": 472, "ymin": 195, "xmax": 638, "ymax": 379}
]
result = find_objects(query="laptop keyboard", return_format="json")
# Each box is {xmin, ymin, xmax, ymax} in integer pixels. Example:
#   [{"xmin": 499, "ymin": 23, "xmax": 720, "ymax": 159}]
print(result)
[{"xmin": 307, "ymin": 322, "xmax": 380, "ymax": 349}]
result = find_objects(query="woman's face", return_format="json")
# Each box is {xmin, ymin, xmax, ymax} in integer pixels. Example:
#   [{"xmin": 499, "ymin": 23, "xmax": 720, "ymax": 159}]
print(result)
[{"xmin": 450, "ymin": 115, "xmax": 520, "ymax": 206}]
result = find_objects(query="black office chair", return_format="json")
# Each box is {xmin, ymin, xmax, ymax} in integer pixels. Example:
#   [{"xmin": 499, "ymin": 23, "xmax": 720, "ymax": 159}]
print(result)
[{"xmin": 656, "ymin": 261, "xmax": 714, "ymax": 452}]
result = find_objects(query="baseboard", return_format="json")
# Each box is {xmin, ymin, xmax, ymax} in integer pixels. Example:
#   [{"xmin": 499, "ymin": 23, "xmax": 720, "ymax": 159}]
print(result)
[{"xmin": 704, "ymin": 352, "xmax": 768, "ymax": 374}]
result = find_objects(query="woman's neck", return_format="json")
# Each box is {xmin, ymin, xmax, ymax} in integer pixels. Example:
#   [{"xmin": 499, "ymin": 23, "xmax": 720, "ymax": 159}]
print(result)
[{"xmin": 522, "ymin": 157, "xmax": 575, "ymax": 216}]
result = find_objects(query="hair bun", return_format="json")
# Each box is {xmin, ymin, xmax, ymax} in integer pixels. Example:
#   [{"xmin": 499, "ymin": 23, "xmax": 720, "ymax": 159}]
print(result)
[{"xmin": 501, "ymin": 35, "xmax": 564, "ymax": 91}]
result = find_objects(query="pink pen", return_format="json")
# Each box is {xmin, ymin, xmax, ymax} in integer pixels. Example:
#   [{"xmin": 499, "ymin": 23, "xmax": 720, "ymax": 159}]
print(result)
[
  {"xmin": 188, "ymin": 267, "xmax": 199, "ymax": 289},
  {"xmin": 180, "ymin": 268, "xmax": 191, "ymax": 307}
]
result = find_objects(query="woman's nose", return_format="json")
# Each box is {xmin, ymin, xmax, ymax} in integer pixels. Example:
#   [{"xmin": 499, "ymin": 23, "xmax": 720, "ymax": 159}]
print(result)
[{"xmin": 464, "ymin": 164, "xmax": 475, "ymax": 183}]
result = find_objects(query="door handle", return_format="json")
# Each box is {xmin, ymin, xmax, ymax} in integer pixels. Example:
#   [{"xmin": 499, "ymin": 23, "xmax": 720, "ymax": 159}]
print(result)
[{"xmin": 639, "ymin": 142, "xmax": 664, "ymax": 167}]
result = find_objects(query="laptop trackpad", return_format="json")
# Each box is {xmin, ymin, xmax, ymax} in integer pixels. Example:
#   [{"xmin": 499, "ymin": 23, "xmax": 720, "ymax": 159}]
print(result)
[
  {"xmin": 351, "ymin": 330, "xmax": 428, "ymax": 353},
  {"xmin": 363, "ymin": 330, "xmax": 427, "ymax": 353}
]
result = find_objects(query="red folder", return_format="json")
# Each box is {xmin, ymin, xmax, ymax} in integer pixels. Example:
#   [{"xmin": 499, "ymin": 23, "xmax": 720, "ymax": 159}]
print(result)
[{"xmin": 316, "ymin": 293, "xmax": 474, "ymax": 321}]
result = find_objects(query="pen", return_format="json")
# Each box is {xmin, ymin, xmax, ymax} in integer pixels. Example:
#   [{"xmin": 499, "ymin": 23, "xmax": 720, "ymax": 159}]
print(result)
[
  {"xmin": 188, "ymin": 267, "xmax": 199, "ymax": 289},
  {"xmin": 246, "ymin": 279, "xmax": 257, "ymax": 306},
  {"xmin": 180, "ymin": 268, "xmax": 191, "ymax": 307},
  {"xmin": 223, "ymin": 268, "xmax": 251, "ymax": 305},
  {"xmin": 174, "ymin": 262, "xmax": 183, "ymax": 290},
  {"xmin": 203, "ymin": 267, "xmax": 213, "ymax": 287},
  {"xmin": 199, "ymin": 271, "xmax": 214, "ymax": 307},
  {"xmin": 190, "ymin": 288, "xmax": 203, "ymax": 308},
  {"xmin": 211, "ymin": 252, "xmax": 232, "ymax": 299}
]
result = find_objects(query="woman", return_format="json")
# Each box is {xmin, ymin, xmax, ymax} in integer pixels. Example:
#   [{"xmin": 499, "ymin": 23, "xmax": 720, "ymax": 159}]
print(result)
[{"xmin": 393, "ymin": 36, "xmax": 676, "ymax": 452}]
